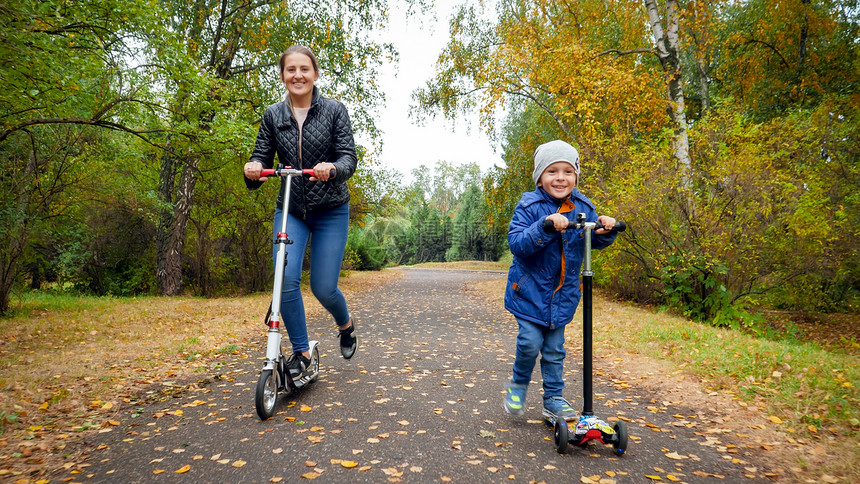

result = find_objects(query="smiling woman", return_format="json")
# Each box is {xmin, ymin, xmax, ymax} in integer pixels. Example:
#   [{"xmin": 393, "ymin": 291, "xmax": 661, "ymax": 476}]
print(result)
[{"xmin": 243, "ymin": 45, "xmax": 359, "ymax": 379}]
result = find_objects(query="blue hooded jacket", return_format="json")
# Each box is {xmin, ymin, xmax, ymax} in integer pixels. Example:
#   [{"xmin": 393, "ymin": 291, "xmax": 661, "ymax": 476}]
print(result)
[{"xmin": 504, "ymin": 187, "xmax": 617, "ymax": 329}]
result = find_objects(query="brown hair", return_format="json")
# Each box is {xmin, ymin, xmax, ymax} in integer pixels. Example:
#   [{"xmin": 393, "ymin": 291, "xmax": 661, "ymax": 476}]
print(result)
[{"xmin": 278, "ymin": 45, "xmax": 320, "ymax": 76}]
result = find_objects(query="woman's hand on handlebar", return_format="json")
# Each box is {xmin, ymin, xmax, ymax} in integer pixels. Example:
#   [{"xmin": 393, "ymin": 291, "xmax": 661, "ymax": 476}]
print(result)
[
  {"xmin": 244, "ymin": 161, "xmax": 267, "ymax": 181},
  {"xmin": 595, "ymin": 215, "xmax": 616, "ymax": 234},
  {"xmin": 309, "ymin": 162, "xmax": 336, "ymax": 182}
]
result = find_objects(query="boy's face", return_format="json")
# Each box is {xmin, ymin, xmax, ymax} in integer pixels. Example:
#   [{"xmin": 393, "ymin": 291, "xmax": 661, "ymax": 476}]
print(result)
[{"xmin": 537, "ymin": 161, "xmax": 577, "ymax": 199}]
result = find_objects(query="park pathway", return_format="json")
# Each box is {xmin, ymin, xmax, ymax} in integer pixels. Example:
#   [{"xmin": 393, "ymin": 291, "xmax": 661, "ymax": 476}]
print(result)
[{"xmin": 53, "ymin": 268, "xmax": 773, "ymax": 483}]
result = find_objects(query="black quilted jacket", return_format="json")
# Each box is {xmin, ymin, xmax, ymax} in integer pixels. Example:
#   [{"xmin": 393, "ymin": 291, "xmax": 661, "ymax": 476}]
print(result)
[{"xmin": 245, "ymin": 87, "xmax": 357, "ymax": 217}]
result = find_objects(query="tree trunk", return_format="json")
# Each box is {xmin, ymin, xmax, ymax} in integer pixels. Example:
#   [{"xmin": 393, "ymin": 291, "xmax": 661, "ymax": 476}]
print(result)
[
  {"xmin": 796, "ymin": 0, "xmax": 811, "ymax": 80},
  {"xmin": 0, "ymin": 133, "xmax": 38, "ymax": 314},
  {"xmin": 691, "ymin": 0, "xmax": 711, "ymax": 113},
  {"xmin": 192, "ymin": 218, "xmax": 212, "ymax": 297},
  {"xmin": 697, "ymin": 57, "xmax": 710, "ymax": 113},
  {"xmin": 645, "ymin": 0, "xmax": 692, "ymax": 192},
  {"xmin": 156, "ymin": 149, "xmax": 199, "ymax": 296}
]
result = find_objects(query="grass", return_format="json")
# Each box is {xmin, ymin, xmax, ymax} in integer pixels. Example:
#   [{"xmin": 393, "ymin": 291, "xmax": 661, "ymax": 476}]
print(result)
[
  {"xmin": 599, "ymin": 310, "xmax": 859, "ymax": 430},
  {"xmin": 595, "ymin": 306, "xmax": 859, "ymax": 481}
]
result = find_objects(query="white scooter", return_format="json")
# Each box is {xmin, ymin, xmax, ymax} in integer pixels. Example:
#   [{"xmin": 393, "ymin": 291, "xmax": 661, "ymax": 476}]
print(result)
[{"xmin": 254, "ymin": 165, "xmax": 325, "ymax": 420}]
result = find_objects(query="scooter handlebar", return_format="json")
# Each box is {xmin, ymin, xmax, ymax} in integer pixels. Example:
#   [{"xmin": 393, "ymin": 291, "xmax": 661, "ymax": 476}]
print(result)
[
  {"xmin": 258, "ymin": 167, "xmax": 336, "ymax": 179},
  {"xmin": 542, "ymin": 218, "xmax": 627, "ymax": 233}
]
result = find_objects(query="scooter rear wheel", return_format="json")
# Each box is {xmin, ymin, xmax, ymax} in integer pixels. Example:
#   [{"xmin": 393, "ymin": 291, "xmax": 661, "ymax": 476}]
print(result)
[
  {"xmin": 255, "ymin": 369, "xmax": 278, "ymax": 420},
  {"xmin": 613, "ymin": 420, "xmax": 628, "ymax": 456},
  {"xmin": 553, "ymin": 419, "xmax": 569, "ymax": 454}
]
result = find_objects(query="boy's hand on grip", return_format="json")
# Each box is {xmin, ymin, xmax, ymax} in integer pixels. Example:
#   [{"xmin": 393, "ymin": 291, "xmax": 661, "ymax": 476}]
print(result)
[
  {"xmin": 545, "ymin": 213, "xmax": 570, "ymax": 232},
  {"xmin": 595, "ymin": 215, "xmax": 616, "ymax": 234}
]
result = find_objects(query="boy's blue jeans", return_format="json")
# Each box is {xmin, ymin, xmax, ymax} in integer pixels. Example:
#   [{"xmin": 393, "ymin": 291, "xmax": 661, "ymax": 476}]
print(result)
[
  {"xmin": 511, "ymin": 317, "xmax": 567, "ymax": 401},
  {"xmin": 272, "ymin": 202, "xmax": 350, "ymax": 353}
]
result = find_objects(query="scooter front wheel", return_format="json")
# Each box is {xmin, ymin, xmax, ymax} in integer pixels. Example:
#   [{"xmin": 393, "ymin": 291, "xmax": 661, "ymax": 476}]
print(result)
[
  {"xmin": 613, "ymin": 420, "xmax": 628, "ymax": 456},
  {"xmin": 554, "ymin": 419, "xmax": 569, "ymax": 454},
  {"xmin": 255, "ymin": 369, "xmax": 278, "ymax": 420},
  {"xmin": 309, "ymin": 345, "xmax": 320, "ymax": 383}
]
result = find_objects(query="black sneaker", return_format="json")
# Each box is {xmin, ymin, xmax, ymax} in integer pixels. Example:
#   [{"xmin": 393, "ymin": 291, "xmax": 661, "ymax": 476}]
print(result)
[
  {"xmin": 286, "ymin": 352, "xmax": 311, "ymax": 378},
  {"xmin": 339, "ymin": 321, "xmax": 357, "ymax": 360}
]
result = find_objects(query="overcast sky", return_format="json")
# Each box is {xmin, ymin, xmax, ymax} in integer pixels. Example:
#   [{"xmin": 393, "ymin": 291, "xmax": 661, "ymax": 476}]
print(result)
[{"xmin": 364, "ymin": 0, "xmax": 504, "ymax": 180}]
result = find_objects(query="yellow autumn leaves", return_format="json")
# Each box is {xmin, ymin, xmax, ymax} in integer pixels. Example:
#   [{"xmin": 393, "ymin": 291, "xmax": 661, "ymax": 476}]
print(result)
[
  {"xmin": 150, "ymin": 455, "xmax": 247, "ymax": 474},
  {"xmin": 301, "ymin": 458, "xmax": 367, "ymax": 479}
]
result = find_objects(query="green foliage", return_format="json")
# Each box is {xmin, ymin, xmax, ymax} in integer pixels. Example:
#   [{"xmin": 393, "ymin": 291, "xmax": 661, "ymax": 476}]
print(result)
[
  {"xmin": 2, "ymin": 0, "xmax": 857, "ymax": 334},
  {"xmin": 446, "ymin": 184, "xmax": 503, "ymax": 262},
  {"xmin": 716, "ymin": 0, "xmax": 860, "ymax": 120},
  {"xmin": 414, "ymin": 0, "xmax": 860, "ymax": 328},
  {"xmin": 345, "ymin": 222, "xmax": 388, "ymax": 271},
  {"xmin": 365, "ymin": 162, "xmax": 501, "ymax": 267},
  {"xmin": 484, "ymin": 101, "xmax": 565, "ymax": 234},
  {"xmin": 0, "ymin": 0, "xmax": 159, "ymax": 141},
  {"xmin": 0, "ymin": 0, "xmax": 403, "ymax": 305},
  {"xmin": 597, "ymin": 96, "xmax": 859, "ymax": 326}
]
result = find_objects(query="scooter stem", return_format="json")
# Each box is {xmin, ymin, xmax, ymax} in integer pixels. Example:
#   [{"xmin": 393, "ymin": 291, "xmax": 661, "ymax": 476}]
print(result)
[
  {"xmin": 581, "ymin": 222, "xmax": 596, "ymax": 416},
  {"xmin": 265, "ymin": 173, "xmax": 294, "ymax": 363}
]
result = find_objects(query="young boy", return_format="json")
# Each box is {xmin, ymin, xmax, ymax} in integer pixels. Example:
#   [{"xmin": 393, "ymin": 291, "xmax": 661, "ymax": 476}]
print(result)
[{"xmin": 503, "ymin": 139, "xmax": 617, "ymax": 420}]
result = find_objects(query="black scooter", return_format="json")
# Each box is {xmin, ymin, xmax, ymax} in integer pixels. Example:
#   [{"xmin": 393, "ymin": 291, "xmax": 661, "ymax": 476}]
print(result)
[{"xmin": 542, "ymin": 213, "xmax": 629, "ymax": 455}]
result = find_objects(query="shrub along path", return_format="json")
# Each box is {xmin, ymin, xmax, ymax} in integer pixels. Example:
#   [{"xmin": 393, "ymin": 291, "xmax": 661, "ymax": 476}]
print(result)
[{"xmin": 44, "ymin": 268, "xmax": 788, "ymax": 483}]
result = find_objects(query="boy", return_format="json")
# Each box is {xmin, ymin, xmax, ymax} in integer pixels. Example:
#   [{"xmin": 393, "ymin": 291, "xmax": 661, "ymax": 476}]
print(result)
[{"xmin": 503, "ymin": 140, "xmax": 617, "ymax": 420}]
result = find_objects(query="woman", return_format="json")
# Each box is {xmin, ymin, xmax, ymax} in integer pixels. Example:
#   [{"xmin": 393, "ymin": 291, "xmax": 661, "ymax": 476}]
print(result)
[{"xmin": 243, "ymin": 45, "xmax": 357, "ymax": 377}]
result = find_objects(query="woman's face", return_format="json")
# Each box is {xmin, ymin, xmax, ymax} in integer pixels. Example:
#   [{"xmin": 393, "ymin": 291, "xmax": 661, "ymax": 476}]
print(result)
[{"xmin": 281, "ymin": 53, "xmax": 318, "ymax": 100}]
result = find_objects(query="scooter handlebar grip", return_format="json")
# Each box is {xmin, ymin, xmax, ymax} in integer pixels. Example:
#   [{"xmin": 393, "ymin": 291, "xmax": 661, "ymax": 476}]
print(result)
[
  {"xmin": 258, "ymin": 168, "xmax": 335, "ymax": 179},
  {"xmin": 542, "ymin": 219, "xmax": 627, "ymax": 233},
  {"xmin": 542, "ymin": 218, "xmax": 574, "ymax": 232},
  {"xmin": 599, "ymin": 221, "xmax": 627, "ymax": 233},
  {"xmin": 302, "ymin": 168, "xmax": 336, "ymax": 179}
]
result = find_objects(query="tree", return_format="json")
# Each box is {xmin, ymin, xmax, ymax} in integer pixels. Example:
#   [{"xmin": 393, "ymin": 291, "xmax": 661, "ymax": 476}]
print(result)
[
  {"xmin": 412, "ymin": 0, "xmax": 666, "ymax": 157},
  {"xmin": 715, "ymin": 0, "xmax": 859, "ymax": 119},
  {"xmin": 681, "ymin": 0, "xmax": 722, "ymax": 117},
  {"xmin": 414, "ymin": 0, "xmax": 860, "ymax": 322},
  {"xmin": 483, "ymin": 100, "xmax": 562, "ymax": 235},
  {"xmin": 0, "ymin": 0, "xmax": 165, "ymax": 144},
  {"xmin": 0, "ymin": 0, "xmax": 160, "ymax": 314},
  {"xmin": 447, "ymin": 184, "xmax": 501, "ymax": 261},
  {"xmin": 644, "ymin": 0, "xmax": 692, "ymax": 194},
  {"xmin": 408, "ymin": 161, "xmax": 482, "ymax": 215},
  {"xmin": 147, "ymin": 0, "xmax": 395, "ymax": 295}
]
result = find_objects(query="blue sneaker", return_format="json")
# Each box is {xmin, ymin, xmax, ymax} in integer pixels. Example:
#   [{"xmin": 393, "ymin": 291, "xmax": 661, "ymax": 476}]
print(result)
[
  {"xmin": 542, "ymin": 396, "xmax": 577, "ymax": 421},
  {"xmin": 504, "ymin": 382, "xmax": 527, "ymax": 415}
]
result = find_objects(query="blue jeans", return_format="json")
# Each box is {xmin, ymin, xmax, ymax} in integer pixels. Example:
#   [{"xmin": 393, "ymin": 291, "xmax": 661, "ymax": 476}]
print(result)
[
  {"xmin": 273, "ymin": 202, "xmax": 350, "ymax": 353},
  {"xmin": 511, "ymin": 317, "xmax": 566, "ymax": 401}
]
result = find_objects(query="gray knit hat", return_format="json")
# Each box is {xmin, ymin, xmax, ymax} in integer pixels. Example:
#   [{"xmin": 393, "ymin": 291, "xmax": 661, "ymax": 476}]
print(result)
[{"xmin": 532, "ymin": 140, "xmax": 580, "ymax": 185}]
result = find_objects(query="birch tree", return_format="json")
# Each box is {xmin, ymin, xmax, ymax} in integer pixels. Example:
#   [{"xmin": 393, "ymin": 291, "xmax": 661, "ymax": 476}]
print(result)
[{"xmin": 644, "ymin": 0, "xmax": 691, "ymax": 192}]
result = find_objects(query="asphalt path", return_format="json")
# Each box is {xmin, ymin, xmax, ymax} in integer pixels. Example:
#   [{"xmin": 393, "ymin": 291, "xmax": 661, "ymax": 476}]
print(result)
[{"xmin": 55, "ymin": 268, "xmax": 773, "ymax": 483}]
